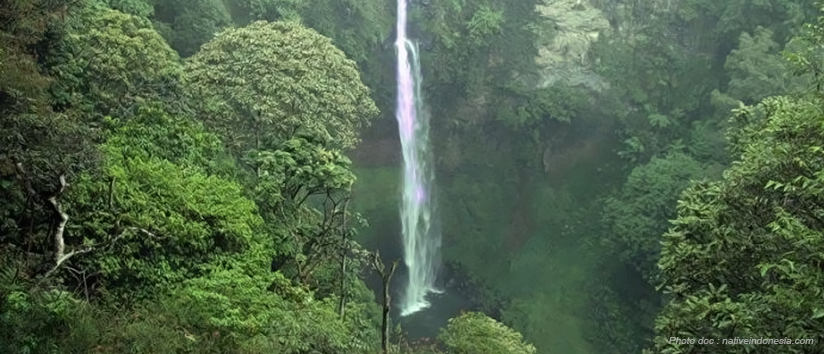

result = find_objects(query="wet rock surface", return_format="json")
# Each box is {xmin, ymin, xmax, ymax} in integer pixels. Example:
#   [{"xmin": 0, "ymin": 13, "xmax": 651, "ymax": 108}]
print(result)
[{"xmin": 532, "ymin": 0, "xmax": 611, "ymax": 92}]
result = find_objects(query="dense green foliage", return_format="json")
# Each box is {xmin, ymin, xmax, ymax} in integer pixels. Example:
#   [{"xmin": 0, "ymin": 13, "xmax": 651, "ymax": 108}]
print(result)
[
  {"xmin": 353, "ymin": 0, "xmax": 824, "ymax": 353},
  {"xmin": 68, "ymin": 105, "xmax": 262, "ymax": 295},
  {"xmin": 647, "ymin": 96, "xmax": 824, "ymax": 354},
  {"xmin": 6, "ymin": 0, "xmax": 824, "ymax": 353},
  {"xmin": 0, "ymin": 0, "xmax": 536, "ymax": 353},
  {"xmin": 601, "ymin": 152, "xmax": 720, "ymax": 282},
  {"xmin": 184, "ymin": 20, "xmax": 379, "ymax": 152},
  {"xmin": 438, "ymin": 312, "xmax": 537, "ymax": 354},
  {"xmin": 49, "ymin": 3, "xmax": 185, "ymax": 118}
]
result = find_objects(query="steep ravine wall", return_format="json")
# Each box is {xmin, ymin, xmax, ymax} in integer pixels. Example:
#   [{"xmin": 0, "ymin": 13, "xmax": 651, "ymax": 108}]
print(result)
[
  {"xmin": 532, "ymin": 0, "xmax": 611, "ymax": 92},
  {"xmin": 348, "ymin": 1, "xmax": 638, "ymax": 353}
]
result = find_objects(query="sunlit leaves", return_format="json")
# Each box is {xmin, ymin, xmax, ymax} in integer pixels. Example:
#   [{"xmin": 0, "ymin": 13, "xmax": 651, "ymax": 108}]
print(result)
[
  {"xmin": 102, "ymin": 103, "xmax": 232, "ymax": 175},
  {"xmin": 252, "ymin": 136, "xmax": 355, "ymax": 199},
  {"xmin": 163, "ymin": 268, "xmax": 375, "ymax": 353},
  {"xmin": 184, "ymin": 20, "xmax": 378, "ymax": 152},
  {"xmin": 67, "ymin": 105, "xmax": 262, "ymax": 296},
  {"xmin": 48, "ymin": 3, "xmax": 184, "ymax": 118},
  {"xmin": 439, "ymin": 312, "xmax": 537, "ymax": 354}
]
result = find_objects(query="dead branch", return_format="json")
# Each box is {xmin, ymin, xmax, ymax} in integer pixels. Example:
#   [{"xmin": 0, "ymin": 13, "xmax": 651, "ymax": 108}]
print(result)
[
  {"xmin": 371, "ymin": 249, "xmax": 399, "ymax": 354},
  {"xmin": 292, "ymin": 192, "xmax": 351, "ymax": 285},
  {"xmin": 65, "ymin": 266, "xmax": 90, "ymax": 302},
  {"xmin": 41, "ymin": 226, "xmax": 159, "ymax": 281},
  {"xmin": 338, "ymin": 199, "xmax": 350, "ymax": 318},
  {"xmin": 47, "ymin": 174, "xmax": 68, "ymax": 266},
  {"xmin": 14, "ymin": 162, "xmax": 71, "ymax": 270},
  {"xmin": 295, "ymin": 186, "xmax": 323, "ymax": 208},
  {"xmin": 13, "ymin": 162, "xmax": 164, "ymax": 289}
]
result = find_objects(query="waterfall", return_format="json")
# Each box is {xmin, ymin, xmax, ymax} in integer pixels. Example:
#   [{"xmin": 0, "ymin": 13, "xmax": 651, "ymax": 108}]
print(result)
[{"xmin": 395, "ymin": 0, "xmax": 441, "ymax": 317}]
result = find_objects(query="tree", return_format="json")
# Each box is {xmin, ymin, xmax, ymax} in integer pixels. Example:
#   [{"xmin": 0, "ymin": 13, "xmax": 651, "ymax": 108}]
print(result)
[
  {"xmin": 438, "ymin": 311, "xmax": 537, "ymax": 354},
  {"xmin": 64, "ymin": 104, "xmax": 263, "ymax": 297},
  {"xmin": 0, "ymin": 0, "xmax": 92, "ymax": 185},
  {"xmin": 184, "ymin": 20, "xmax": 379, "ymax": 153},
  {"xmin": 367, "ymin": 250, "xmax": 397, "ymax": 354},
  {"xmin": 158, "ymin": 263, "xmax": 376, "ymax": 354},
  {"xmin": 251, "ymin": 134, "xmax": 356, "ymax": 288},
  {"xmin": 711, "ymin": 26, "xmax": 811, "ymax": 113},
  {"xmin": 101, "ymin": 0, "xmax": 156, "ymax": 18},
  {"xmin": 231, "ymin": 0, "xmax": 305, "ymax": 23},
  {"xmin": 602, "ymin": 152, "xmax": 707, "ymax": 282},
  {"xmin": 785, "ymin": 2, "xmax": 824, "ymax": 97},
  {"xmin": 1, "ymin": 1, "xmax": 393, "ymax": 352},
  {"xmin": 724, "ymin": 27, "xmax": 805, "ymax": 103},
  {"xmin": 48, "ymin": 3, "xmax": 184, "ymax": 119},
  {"xmin": 646, "ymin": 96, "xmax": 824, "ymax": 354},
  {"xmin": 1, "ymin": 0, "xmax": 98, "ymax": 302}
]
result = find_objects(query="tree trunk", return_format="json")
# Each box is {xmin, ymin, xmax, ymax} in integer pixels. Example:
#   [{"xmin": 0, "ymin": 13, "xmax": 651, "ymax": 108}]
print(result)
[
  {"xmin": 338, "ymin": 200, "xmax": 350, "ymax": 318},
  {"xmin": 371, "ymin": 250, "xmax": 398, "ymax": 354},
  {"xmin": 381, "ymin": 270, "xmax": 393, "ymax": 354}
]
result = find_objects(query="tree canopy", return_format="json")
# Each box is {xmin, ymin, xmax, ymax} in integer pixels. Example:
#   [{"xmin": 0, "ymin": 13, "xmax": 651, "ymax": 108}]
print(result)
[
  {"xmin": 49, "ymin": 3, "xmax": 184, "ymax": 118},
  {"xmin": 184, "ymin": 20, "xmax": 379, "ymax": 153},
  {"xmin": 8, "ymin": 0, "xmax": 824, "ymax": 353},
  {"xmin": 647, "ymin": 96, "xmax": 824, "ymax": 354},
  {"xmin": 602, "ymin": 152, "xmax": 708, "ymax": 282},
  {"xmin": 438, "ymin": 311, "xmax": 537, "ymax": 354}
]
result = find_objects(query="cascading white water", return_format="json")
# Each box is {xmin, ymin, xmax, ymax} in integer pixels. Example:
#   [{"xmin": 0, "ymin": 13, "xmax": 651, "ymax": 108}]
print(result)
[{"xmin": 395, "ymin": 0, "xmax": 441, "ymax": 317}]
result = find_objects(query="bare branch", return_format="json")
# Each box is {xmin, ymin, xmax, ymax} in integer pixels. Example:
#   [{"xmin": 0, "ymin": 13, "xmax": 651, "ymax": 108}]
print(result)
[
  {"xmin": 370, "ymin": 249, "xmax": 399, "ymax": 354},
  {"xmin": 46, "ymin": 174, "xmax": 68, "ymax": 266},
  {"xmin": 338, "ymin": 198, "xmax": 350, "ymax": 318},
  {"xmin": 295, "ymin": 186, "xmax": 324, "ymax": 209},
  {"xmin": 42, "ymin": 226, "xmax": 160, "ymax": 281},
  {"xmin": 14, "ymin": 162, "xmax": 162, "ymax": 288}
]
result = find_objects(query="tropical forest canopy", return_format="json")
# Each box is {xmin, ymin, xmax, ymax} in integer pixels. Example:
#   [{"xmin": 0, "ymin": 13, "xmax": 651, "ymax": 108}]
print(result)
[{"xmin": 2, "ymin": 0, "xmax": 824, "ymax": 353}]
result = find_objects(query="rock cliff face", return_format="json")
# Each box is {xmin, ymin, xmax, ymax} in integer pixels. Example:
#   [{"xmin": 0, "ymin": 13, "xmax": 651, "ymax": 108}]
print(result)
[{"xmin": 531, "ymin": 0, "xmax": 611, "ymax": 92}]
